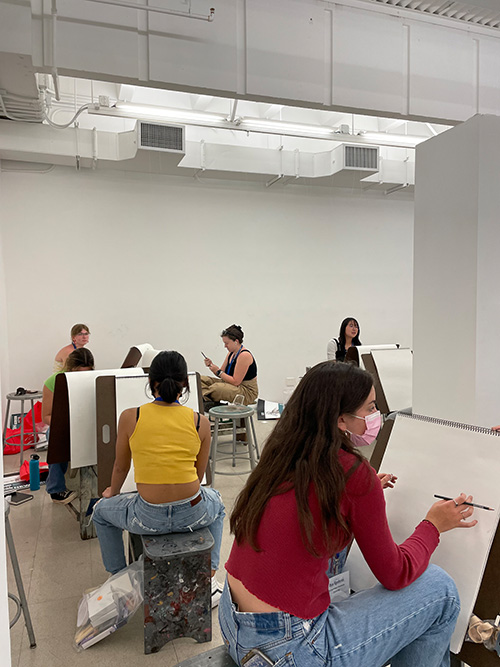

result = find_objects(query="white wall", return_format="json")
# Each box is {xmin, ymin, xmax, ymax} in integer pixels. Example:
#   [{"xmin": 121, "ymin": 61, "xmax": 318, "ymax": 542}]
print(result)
[{"xmin": 0, "ymin": 167, "xmax": 413, "ymax": 401}]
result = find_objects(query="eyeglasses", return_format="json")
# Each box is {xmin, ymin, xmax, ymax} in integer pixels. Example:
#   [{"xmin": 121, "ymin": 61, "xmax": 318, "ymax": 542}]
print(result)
[{"xmin": 76, "ymin": 332, "xmax": 90, "ymax": 337}]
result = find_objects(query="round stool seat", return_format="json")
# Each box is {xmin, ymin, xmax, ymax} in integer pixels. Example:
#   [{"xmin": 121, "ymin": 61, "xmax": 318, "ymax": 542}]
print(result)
[
  {"xmin": 208, "ymin": 405, "xmax": 254, "ymax": 419},
  {"xmin": 5, "ymin": 391, "xmax": 43, "ymax": 402},
  {"xmin": 208, "ymin": 405, "xmax": 259, "ymax": 484}
]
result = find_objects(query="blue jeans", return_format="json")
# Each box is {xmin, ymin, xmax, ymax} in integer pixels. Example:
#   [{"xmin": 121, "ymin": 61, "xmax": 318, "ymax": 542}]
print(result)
[
  {"xmin": 92, "ymin": 487, "xmax": 225, "ymax": 574},
  {"xmin": 218, "ymin": 564, "xmax": 459, "ymax": 667},
  {"xmin": 46, "ymin": 462, "xmax": 68, "ymax": 494}
]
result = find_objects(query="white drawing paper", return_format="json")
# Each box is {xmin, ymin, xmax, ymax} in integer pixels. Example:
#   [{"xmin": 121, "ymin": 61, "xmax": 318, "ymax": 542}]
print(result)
[
  {"xmin": 66, "ymin": 368, "xmax": 144, "ymax": 468},
  {"xmin": 371, "ymin": 348, "xmax": 413, "ymax": 413},
  {"xmin": 347, "ymin": 413, "xmax": 500, "ymax": 654}
]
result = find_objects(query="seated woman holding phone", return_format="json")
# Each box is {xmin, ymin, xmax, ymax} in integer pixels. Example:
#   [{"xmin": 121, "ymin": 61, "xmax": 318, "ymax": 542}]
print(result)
[{"xmin": 201, "ymin": 324, "xmax": 258, "ymax": 408}]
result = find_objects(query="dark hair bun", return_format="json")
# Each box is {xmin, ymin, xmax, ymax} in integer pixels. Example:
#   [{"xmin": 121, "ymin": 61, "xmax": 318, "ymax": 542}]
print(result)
[
  {"xmin": 149, "ymin": 351, "xmax": 189, "ymax": 403},
  {"xmin": 222, "ymin": 324, "xmax": 244, "ymax": 343},
  {"xmin": 159, "ymin": 377, "xmax": 182, "ymax": 404}
]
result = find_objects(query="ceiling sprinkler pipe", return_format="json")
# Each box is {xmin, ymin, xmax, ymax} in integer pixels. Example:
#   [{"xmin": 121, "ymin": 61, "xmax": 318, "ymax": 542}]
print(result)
[{"xmin": 51, "ymin": 0, "xmax": 60, "ymax": 101}]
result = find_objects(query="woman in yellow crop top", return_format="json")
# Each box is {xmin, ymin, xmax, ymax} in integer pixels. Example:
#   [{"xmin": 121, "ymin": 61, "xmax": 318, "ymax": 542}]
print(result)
[{"xmin": 92, "ymin": 351, "xmax": 225, "ymax": 604}]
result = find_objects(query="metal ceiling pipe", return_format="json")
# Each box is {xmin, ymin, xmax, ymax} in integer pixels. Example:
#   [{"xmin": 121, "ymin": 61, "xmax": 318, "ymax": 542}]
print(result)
[{"xmin": 82, "ymin": 0, "xmax": 215, "ymax": 21}]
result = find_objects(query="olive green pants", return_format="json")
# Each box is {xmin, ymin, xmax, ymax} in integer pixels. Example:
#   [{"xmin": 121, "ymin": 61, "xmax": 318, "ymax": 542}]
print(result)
[{"xmin": 200, "ymin": 376, "xmax": 258, "ymax": 405}]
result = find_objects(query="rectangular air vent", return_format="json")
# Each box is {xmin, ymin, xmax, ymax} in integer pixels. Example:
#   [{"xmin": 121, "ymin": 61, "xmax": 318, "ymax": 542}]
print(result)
[
  {"xmin": 344, "ymin": 145, "xmax": 379, "ymax": 170},
  {"xmin": 138, "ymin": 121, "xmax": 185, "ymax": 153}
]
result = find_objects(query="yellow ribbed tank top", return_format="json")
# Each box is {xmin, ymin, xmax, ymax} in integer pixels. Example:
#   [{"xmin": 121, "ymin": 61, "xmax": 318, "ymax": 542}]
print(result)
[{"xmin": 129, "ymin": 403, "xmax": 201, "ymax": 484}]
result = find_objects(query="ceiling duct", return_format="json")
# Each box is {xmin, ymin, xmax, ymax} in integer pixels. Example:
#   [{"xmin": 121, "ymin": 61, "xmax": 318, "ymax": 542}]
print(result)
[
  {"xmin": 138, "ymin": 121, "xmax": 185, "ymax": 153},
  {"xmin": 304, "ymin": 143, "xmax": 380, "ymax": 187}
]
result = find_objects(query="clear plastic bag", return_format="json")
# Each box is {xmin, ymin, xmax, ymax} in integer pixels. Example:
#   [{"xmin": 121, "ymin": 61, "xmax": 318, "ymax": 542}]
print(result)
[{"xmin": 74, "ymin": 558, "xmax": 143, "ymax": 651}]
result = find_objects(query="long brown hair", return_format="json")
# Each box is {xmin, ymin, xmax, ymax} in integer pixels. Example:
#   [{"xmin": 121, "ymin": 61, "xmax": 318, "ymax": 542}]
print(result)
[{"xmin": 230, "ymin": 361, "xmax": 373, "ymax": 556}]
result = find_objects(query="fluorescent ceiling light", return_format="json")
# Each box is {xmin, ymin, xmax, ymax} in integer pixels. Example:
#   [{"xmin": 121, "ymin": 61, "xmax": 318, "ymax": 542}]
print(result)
[
  {"xmin": 239, "ymin": 118, "xmax": 334, "ymax": 136},
  {"xmin": 88, "ymin": 103, "xmax": 430, "ymax": 148},
  {"xmin": 113, "ymin": 102, "xmax": 227, "ymax": 124},
  {"xmin": 360, "ymin": 132, "xmax": 428, "ymax": 146}
]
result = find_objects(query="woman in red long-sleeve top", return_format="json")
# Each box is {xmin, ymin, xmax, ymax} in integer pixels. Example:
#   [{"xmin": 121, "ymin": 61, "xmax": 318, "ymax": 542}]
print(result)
[{"xmin": 219, "ymin": 361, "xmax": 477, "ymax": 667}]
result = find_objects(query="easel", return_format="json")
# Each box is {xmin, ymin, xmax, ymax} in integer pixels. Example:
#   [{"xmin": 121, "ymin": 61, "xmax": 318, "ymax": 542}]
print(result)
[
  {"xmin": 47, "ymin": 369, "xmax": 143, "ymax": 538},
  {"xmin": 47, "ymin": 373, "xmax": 94, "ymax": 538},
  {"xmin": 370, "ymin": 421, "xmax": 500, "ymax": 666}
]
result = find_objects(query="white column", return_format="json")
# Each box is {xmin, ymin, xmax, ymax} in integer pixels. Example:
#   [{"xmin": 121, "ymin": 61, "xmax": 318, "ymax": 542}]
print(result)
[
  {"xmin": 0, "ymin": 167, "xmax": 12, "ymax": 665},
  {"xmin": 413, "ymin": 114, "xmax": 500, "ymax": 427}
]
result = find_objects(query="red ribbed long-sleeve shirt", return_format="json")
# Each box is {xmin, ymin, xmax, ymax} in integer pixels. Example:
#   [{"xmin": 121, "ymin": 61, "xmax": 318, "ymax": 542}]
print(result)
[{"xmin": 226, "ymin": 450, "xmax": 439, "ymax": 619}]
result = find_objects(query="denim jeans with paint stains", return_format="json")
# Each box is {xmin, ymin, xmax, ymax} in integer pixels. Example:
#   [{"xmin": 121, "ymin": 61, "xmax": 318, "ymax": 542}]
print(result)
[{"xmin": 92, "ymin": 488, "xmax": 225, "ymax": 574}]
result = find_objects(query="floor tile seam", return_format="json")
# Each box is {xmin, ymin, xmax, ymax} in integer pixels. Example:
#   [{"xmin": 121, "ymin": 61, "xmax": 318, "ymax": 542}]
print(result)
[
  {"xmin": 27, "ymin": 589, "xmax": 94, "ymax": 606},
  {"xmin": 20, "ymin": 591, "xmax": 83, "ymax": 608}
]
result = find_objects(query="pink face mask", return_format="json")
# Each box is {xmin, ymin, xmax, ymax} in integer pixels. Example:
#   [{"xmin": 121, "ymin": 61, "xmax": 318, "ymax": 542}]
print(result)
[{"xmin": 346, "ymin": 411, "xmax": 381, "ymax": 447}]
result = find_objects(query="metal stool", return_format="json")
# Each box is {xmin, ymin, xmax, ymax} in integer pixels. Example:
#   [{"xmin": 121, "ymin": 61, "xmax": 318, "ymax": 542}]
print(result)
[
  {"xmin": 5, "ymin": 498, "xmax": 36, "ymax": 648},
  {"xmin": 3, "ymin": 391, "xmax": 42, "ymax": 467},
  {"xmin": 208, "ymin": 405, "xmax": 259, "ymax": 485}
]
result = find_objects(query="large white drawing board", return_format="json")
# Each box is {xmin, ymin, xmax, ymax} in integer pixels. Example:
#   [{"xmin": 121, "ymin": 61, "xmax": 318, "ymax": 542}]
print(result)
[
  {"xmin": 132, "ymin": 343, "xmax": 154, "ymax": 358},
  {"xmin": 347, "ymin": 413, "xmax": 500, "ymax": 653},
  {"xmin": 371, "ymin": 348, "xmax": 413, "ymax": 412},
  {"xmin": 112, "ymin": 372, "xmax": 203, "ymax": 493},
  {"xmin": 140, "ymin": 348, "xmax": 162, "ymax": 368},
  {"xmin": 355, "ymin": 344, "xmax": 398, "ymax": 369},
  {"xmin": 67, "ymin": 367, "xmax": 144, "ymax": 468}
]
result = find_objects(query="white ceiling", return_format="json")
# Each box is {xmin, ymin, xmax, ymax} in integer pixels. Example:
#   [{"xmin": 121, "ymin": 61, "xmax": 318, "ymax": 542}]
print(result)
[{"xmin": 365, "ymin": 0, "xmax": 500, "ymax": 28}]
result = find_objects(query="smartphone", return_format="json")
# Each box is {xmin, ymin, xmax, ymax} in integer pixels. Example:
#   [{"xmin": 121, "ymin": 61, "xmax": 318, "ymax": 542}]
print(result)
[
  {"xmin": 241, "ymin": 649, "xmax": 274, "ymax": 666},
  {"xmin": 8, "ymin": 491, "xmax": 34, "ymax": 505},
  {"xmin": 201, "ymin": 351, "xmax": 208, "ymax": 359}
]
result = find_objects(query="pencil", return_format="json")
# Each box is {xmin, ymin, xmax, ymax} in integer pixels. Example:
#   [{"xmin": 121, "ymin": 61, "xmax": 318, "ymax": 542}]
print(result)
[{"xmin": 433, "ymin": 494, "xmax": 494, "ymax": 511}]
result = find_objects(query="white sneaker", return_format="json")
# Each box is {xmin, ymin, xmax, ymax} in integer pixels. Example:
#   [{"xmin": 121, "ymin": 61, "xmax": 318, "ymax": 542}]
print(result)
[{"xmin": 211, "ymin": 576, "xmax": 223, "ymax": 608}]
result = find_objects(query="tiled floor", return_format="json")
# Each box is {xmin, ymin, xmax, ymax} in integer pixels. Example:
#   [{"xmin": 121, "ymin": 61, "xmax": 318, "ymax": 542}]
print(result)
[{"xmin": 5, "ymin": 420, "xmax": 276, "ymax": 667}]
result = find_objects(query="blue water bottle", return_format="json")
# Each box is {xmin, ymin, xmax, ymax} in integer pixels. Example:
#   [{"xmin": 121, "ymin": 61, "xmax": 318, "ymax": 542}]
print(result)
[{"xmin": 29, "ymin": 454, "xmax": 40, "ymax": 491}]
